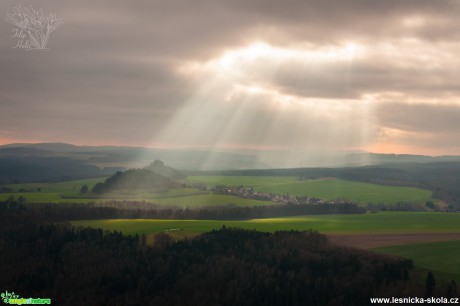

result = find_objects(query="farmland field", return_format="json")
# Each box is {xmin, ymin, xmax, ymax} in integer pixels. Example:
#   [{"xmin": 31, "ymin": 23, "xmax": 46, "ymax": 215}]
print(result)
[
  {"xmin": 153, "ymin": 193, "xmax": 272, "ymax": 207},
  {"xmin": 187, "ymin": 176, "xmax": 299, "ymax": 187},
  {"xmin": 1, "ymin": 178, "xmax": 105, "ymax": 193},
  {"xmin": 0, "ymin": 187, "xmax": 250, "ymax": 206},
  {"xmin": 72, "ymin": 212, "xmax": 460, "ymax": 236},
  {"xmin": 1, "ymin": 175, "xmax": 435, "ymax": 206},
  {"xmin": 374, "ymin": 240, "xmax": 460, "ymax": 278},
  {"xmin": 0, "ymin": 178, "xmax": 105, "ymax": 203},
  {"xmin": 189, "ymin": 176, "xmax": 434, "ymax": 205},
  {"xmin": 0, "ymin": 178, "xmax": 269, "ymax": 207},
  {"xmin": 73, "ymin": 212, "xmax": 460, "ymax": 280}
]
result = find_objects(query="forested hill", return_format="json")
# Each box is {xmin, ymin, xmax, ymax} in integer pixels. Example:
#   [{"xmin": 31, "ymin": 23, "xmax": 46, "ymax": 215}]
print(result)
[
  {"xmin": 92, "ymin": 169, "xmax": 177, "ymax": 193},
  {"xmin": 144, "ymin": 160, "xmax": 187, "ymax": 179}
]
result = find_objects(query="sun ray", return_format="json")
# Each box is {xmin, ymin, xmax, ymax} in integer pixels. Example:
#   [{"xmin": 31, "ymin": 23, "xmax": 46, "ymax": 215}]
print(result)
[{"xmin": 149, "ymin": 41, "xmax": 371, "ymax": 168}]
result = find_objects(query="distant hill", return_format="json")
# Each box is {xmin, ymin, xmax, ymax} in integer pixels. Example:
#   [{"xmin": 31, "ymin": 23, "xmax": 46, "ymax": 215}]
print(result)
[
  {"xmin": 0, "ymin": 155, "xmax": 120, "ymax": 184},
  {"xmin": 92, "ymin": 169, "xmax": 177, "ymax": 193},
  {"xmin": 0, "ymin": 143, "xmax": 270, "ymax": 170},
  {"xmin": 0, "ymin": 147, "xmax": 52, "ymax": 156},
  {"xmin": 144, "ymin": 160, "xmax": 187, "ymax": 180},
  {"xmin": 341, "ymin": 153, "xmax": 460, "ymax": 166},
  {"xmin": 2, "ymin": 143, "xmax": 460, "ymax": 169},
  {"xmin": 0, "ymin": 142, "xmax": 86, "ymax": 153},
  {"xmin": 299, "ymin": 152, "xmax": 460, "ymax": 167}
]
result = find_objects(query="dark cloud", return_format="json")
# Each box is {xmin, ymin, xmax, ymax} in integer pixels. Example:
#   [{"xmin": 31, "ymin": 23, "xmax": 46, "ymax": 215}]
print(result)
[
  {"xmin": 0, "ymin": 0, "xmax": 459, "ymax": 153},
  {"xmin": 376, "ymin": 102, "xmax": 460, "ymax": 134}
]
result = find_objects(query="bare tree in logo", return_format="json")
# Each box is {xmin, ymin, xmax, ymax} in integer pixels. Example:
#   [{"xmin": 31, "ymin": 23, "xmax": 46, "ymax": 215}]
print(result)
[{"xmin": 5, "ymin": 5, "xmax": 63, "ymax": 50}]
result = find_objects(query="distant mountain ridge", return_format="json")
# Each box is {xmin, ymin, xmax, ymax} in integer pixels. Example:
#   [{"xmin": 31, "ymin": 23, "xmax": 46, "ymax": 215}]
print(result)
[
  {"xmin": 0, "ymin": 142, "xmax": 270, "ymax": 171},
  {"xmin": 2, "ymin": 142, "xmax": 460, "ymax": 174}
]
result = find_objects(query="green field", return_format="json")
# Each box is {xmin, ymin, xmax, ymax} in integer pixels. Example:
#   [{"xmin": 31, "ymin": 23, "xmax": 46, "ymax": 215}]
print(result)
[
  {"xmin": 153, "ymin": 193, "xmax": 272, "ymax": 207},
  {"xmin": 1, "ymin": 175, "xmax": 434, "ymax": 206},
  {"xmin": 2, "ymin": 178, "xmax": 105, "ymax": 193},
  {"xmin": 72, "ymin": 212, "xmax": 460, "ymax": 280},
  {"xmin": 374, "ymin": 240, "xmax": 460, "ymax": 278},
  {"xmin": 0, "ymin": 178, "xmax": 106, "ymax": 203},
  {"xmin": 187, "ymin": 176, "xmax": 299, "ymax": 187},
  {"xmin": 1, "ymin": 188, "xmax": 264, "ymax": 207},
  {"xmin": 0, "ymin": 178, "xmax": 269, "ymax": 207},
  {"xmin": 189, "ymin": 176, "xmax": 433, "ymax": 205},
  {"xmin": 71, "ymin": 212, "xmax": 460, "ymax": 236}
]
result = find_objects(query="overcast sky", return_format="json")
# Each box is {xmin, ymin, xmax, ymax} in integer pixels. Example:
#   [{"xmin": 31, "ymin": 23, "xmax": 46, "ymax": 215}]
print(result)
[{"xmin": 1, "ymin": 0, "xmax": 460, "ymax": 156}]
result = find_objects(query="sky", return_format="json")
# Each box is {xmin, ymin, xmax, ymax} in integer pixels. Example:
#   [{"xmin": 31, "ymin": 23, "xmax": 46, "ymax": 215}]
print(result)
[{"xmin": 1, "ymin": 0, "xmax": 460, "ymax": 156}]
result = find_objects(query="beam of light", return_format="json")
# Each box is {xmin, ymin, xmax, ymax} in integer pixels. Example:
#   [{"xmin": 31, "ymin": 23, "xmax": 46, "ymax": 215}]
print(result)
[{"xmin": 147, "ymin": 41, "xmax": 373, "ymax": 169}]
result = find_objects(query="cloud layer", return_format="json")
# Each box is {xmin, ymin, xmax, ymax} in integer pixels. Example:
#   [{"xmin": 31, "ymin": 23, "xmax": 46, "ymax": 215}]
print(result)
[{"xmin": 1, "ymin": 0, "xmax": 459, "ymax": 155}]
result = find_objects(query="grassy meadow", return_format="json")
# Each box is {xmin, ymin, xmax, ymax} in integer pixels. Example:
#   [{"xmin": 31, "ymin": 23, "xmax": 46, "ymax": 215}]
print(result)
[
  {"xmin": 0, "ymin": 178, "xmax": 106, "ymax": 203},
  {"xmin": 1, "ymin": 175, "xmax": 435, "ymax": 206},
  {"xmin": 71, "ymin": 212, "xmax": 460, "ymax": 236},
  {"xmin": 189, "ymin": 176, "xmax": 433, "ymax": 205},
  {"xmin": 374, "ymin": 240, "xmax": 460, "ymax": 279},
  {"xmin": 0, "ymin": 174, "xmax": 432, "ymax": 208},
  {"xmin": 3, "ymin": 175, "xmax": 458, "ymax": 281},
  {"xmin": 72, "ymin": 212, "xmax": 460, "ymax": 280}
]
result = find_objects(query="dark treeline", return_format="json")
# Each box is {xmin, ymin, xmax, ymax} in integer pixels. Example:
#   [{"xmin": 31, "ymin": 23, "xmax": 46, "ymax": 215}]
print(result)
[
  {"xmin": 1, "ymin": 199, "xmax": 365, "ymax": 221},
  {"xmin": 0, "ymin": 209, "xmax": 422, "ymax": 306}
]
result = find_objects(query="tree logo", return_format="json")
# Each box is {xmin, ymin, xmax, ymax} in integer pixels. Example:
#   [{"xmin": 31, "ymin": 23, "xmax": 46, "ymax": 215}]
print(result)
[
  {"xmin": 5, "ymin": 5, "xmax": 63, "ymax": 51},
  {"xmin": 1, "ymin": 290, "xmax": 51, "ymax": 305},
  {"xmin": 1, "ymin": 291, "xmax": 19, "ymax": 304}
]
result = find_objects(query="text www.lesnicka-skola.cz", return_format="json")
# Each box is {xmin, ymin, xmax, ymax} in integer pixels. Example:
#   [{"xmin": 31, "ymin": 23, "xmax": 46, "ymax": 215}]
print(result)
[{"xmin": 370, "ymin": 297, "xmax": 459, "ymax": 304}]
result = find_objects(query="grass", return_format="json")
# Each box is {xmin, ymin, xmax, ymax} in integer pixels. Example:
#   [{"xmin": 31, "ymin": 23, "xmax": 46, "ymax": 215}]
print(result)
[
  {"xmin": 2, "ymin": 178, "xmax": 106, "ymax": 193},
  {"xmin": 1, "ymin": 175, "xmax": 434, "ymax": 206},
  {"xmin": 72, "ymin": 211, "xmax": 460, "ymax": 280},
  {"xmin": 374, "ymin": 240, "xmax": 460, "ymax": 279},
  {"xmin": 0, "ymin": 178, "xmax": 106, "ymax": 203},
  {"xmin": 153, "ymin": 194, "xmax": 273, "ymax": 208},
  {"xmin": 187, "ymin": 176, "xmax": 298, "ymax": 187},
  {"xmin": 0, "ymin": 177, "xmax": 268, "ymax": 207},
  {"xmin": 71, "ymin": 212, "xmax": 460, "ymax": 236},
  {"xmin": 189, "ymin": 176, "xmax": 433, "ymax": 205},
  {"xmin": 0, "ymin": 192, "xmax": 93, "ymax": 203}
]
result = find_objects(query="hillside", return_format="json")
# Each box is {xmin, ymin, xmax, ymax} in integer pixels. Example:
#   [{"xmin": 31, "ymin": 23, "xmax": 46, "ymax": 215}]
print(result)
[
  {"xmin": 92, "ymin": 169, "xmax": 177, "ymax": 193},
  {"xmin": 144, "ymin": 160, "xmax": 187, "ymax": 179},
  {"xmin": 3, "ymin": 142, "xmax": 460, "ymax": 170}
]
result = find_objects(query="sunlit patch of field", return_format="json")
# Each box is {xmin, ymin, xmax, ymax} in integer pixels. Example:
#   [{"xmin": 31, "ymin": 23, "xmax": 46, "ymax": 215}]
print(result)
[
  {"xmin": 72, "ymin": 212, "xmax": 460, "ymax": 280},
  {"xmin": 72, "ymin": 212, "xmax": 460, "ymax": 236}
]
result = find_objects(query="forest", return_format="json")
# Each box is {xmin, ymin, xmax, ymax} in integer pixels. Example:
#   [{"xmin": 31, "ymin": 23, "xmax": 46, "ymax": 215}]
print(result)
[
  {"xmin": 0, "ymin": 206, "xmax": 432, "ymax": 306},
  {"xmin": 0, "ymin": 198, "xmax": 365, "ymax": 221}
]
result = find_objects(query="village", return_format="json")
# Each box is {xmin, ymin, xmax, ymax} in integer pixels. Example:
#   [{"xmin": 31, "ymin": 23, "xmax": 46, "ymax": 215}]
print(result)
[{"xmin": 212, "ymin": 185, "xmax": 353, "ymax": 206}]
